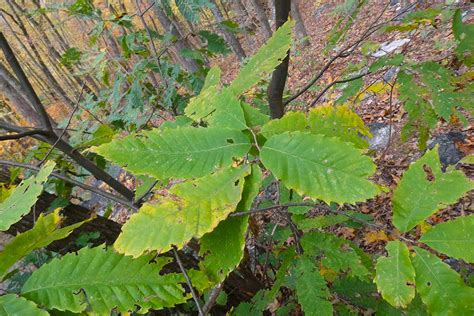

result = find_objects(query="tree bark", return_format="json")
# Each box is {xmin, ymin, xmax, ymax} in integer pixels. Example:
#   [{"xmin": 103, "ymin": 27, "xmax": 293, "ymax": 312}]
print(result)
[
  {"xmin": 152, "ymin": 3, "xmax": 200, "ymax": 73},
  {"xmin": 209, "ymin": 0, "xmax": 247, "ymax": 61},
  {"xmin": 248, "ymin": 0, "xmax": 273, "ymax": 40},
  {"xmin": 267, "ymin": 0, "xmax": 291, "ymax": 119},
  {"xmin": 3, "ymin": 2, "xmax": 75, "ymax": 109},
  {"xmin": 291, "ymin": 0, "xmax": 309, "ymax": 45},
  {"xmin": 0, "ymin": 77, "xmax": 39, "ymax": 126},
  {"xmin": 9, "ymin": 0, "xmax": 99, "ymax": 98}
]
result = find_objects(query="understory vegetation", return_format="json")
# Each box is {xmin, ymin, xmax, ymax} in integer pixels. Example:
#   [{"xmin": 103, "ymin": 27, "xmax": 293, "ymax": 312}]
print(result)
[{"xmin": 0, "ymin": 0, "xmax": 473, "ymax": 315}]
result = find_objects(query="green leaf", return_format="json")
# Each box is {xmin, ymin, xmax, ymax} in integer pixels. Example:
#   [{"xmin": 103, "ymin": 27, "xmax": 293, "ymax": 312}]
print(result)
[
  {"xmin": 293, "ymin": 214, "xmax": 349, "ymax": 231},
  {"xmin": 237, "ymin": 164, "xmax": 264, "ymax": 212},
  {"xmin": 308, "ymin": 104, "xmax": 371, "ymax": 149},
  {"xmin": 22, "ymin": 247, "xmax": 188, "ymax": 313},
  {"xmin": 185, "ymin": 66, "xmax": 221, "ymax": 121},
  {"xmin": 412, "ymin": 247, "xmax": 474, "ymax": 315},
  {"xmin": 260, "ymin": 111, "xmax": 307, "ymax": 139},
  {"xmin": 242, "ymin": 103, "xmax": 269, "ymax": 128},
  {"xmin": 332, "ymin": 277, "xmax": 403, "ymax": 314},
  {"xmin": 301, "ymin": 232, "xmax": 370, "ymax": 278},
  {"xmin": 199, "ymin": 30, "xmax": 230, "ymax": 55},
  {"xmin": 77, "ymin": 124, "xmax": 115, "ymax": 148},
  {"xmin": 125, "ymin": 79, "xmax": 144, "ymax": 110},
  {"xmin": 416, "ymin": 62, "xmax": 467, "ymax": 120},
  {"xmin": 375, "ymin": 241, "xmax": 416, "ymax": 308},
  {"xmin": 60, "ymin": 47, "xmax": 82, "ymax": 67},
  {"xmin": 93, "ymin": 127, "xmax": 251, "ymax": 179},
  {"xmin": 453, "ymin": 9, "xmax": 474, "ymax": 66},
  {"xmin": 0, "ymin": 161, "xmax": 55, "ymax": 231},
  {"xmin": 198, "ymin": 165, "xmax": 262, "ymax": 284},
  {"xmin": 229, "ymin": 20, "xmax": 294, "ymax": 95},
  {"xmin": 115, "ymin": 166, "xmax": 249, "ymax": 257},
  {"xmin": 206, "ymin": 88, "xmax": 248, "ymax": 130},
  {"xmin": 459, "ymin": 154, "xmax": 474, "ymax": 164},
  {"xmin": 260, "ymin": 132, "xmax": 379, "ymax": 204},
  {"xmin": 293, "ymin": 256, "xmax": 333, "ymax": 316},
  {"xmin": 199, "ymin": 216, "xmax": 248, "ymax": 284},
  {"xmin": 397, "ymin": 70, "xmax": 437, "ymax": 150},
  {"xmin": 369, "ymin": 53, "xmax": 404, "ymax": 72},
  {"xmin": 420, "ymin": 215, "xmax": 474, "ymax": 263},
  {"xmin": 0, "ymin": 209, "xmax": 88, "ymax": 280},
  {"xmin": 392, "ymin": 148, "xmax": 473, "ymax": 232},
  {"xmin": 0, "ymin": 294, "xmax": 48, "ymax": 316}
]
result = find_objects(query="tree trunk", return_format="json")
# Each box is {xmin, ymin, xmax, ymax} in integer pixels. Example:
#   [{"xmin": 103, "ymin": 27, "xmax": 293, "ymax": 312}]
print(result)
[
  {"xmin": 209, "ymin": 0, "xmax": 247, "ymax": 61},
  {"xmin": 9, "ymin": 0, "xmax": 98, "ymax": 98},
  {"xmin": 267, "ymin": 0, "xmax": 291, "ymax": 119},
  {"xmin": 3, "ymin": 2, "xmax": 75, "ymax": 109},
  {"xmin": 0, "ymin": 77, "xmax": 39, "ymax": 126},
  {"xmin": 291, "ymin": 0, "xmax": 309, "ymax": 45},
  {"xmin": 248, "ymin": 0, "xmax": 272, "ymax": 40},
  {"xmin": 152, "ymin": 3, "xmax": 200, "ymax": 73}
]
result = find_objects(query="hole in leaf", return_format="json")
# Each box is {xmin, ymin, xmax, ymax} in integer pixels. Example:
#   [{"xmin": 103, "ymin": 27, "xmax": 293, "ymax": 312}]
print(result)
[
  {"xmin": 426, "ymin": 281, "xmax": 432, "ymax": 287},
  {"xmin": 234, "ymin": 180, "xmax": 240, "ymax": 186},
  {"xmin": 423, "ymin": 164, "xmax": 435, "ymax": 182},
  {"xmin": 226, "ymin": 138, "xmax": 234, "ymax": 144}
]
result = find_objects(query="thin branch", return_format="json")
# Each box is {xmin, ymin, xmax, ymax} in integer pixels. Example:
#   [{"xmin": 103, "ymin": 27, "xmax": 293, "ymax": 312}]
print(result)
[
  {"xmin": 0, "ymin": 159, "xmax": 138, "ymax": 210},
  {"xmin": 0, "ymin": 129, "xmax": 50, "ymax": 141},
  {"xmin": 130, "ymin": 0, "xmax": 155, "ymax": 17},
  {"xmin": 230, "ymin": 201, "xmax": 419, "ymax": 245},
  {"xmin": 202, "ymin": 283, "xmax": 223, "ymax": 315},
  {"xmin": 284, "ymin": 1, "xmax": 395, "ymax": 106},
  {"xmin": 310, "ymin": 71, "xmax": 370, "ymax": 107},
  {"xmin": 172, "ymin": 246, "xmax": 204, "ymax": 316},
  {"xmin": 134, "ymin": 180, "xmax": 158, "ymax": 205},
  {"xmin": 38, "ymin": 83, "xmax": 85, "ymax": 167}
]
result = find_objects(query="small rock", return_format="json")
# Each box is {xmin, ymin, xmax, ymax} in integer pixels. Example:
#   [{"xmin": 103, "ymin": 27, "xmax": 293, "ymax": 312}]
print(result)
[
  {"xmin": 367, "ymin": 123, "xmax": 394, "ymax": 151},
  {"xmin": 428, "ymin": 132, "xmax": 465, "ymax": 171},
  {"xmin": 372, "ymin": 39, "xmax": 411, "ymax": 58}
]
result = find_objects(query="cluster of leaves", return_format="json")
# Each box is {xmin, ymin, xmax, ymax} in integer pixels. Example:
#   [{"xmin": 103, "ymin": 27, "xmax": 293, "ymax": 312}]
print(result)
[{"xmin": 1, "ymin": 7, "xmax": 473, "ymax": 316}]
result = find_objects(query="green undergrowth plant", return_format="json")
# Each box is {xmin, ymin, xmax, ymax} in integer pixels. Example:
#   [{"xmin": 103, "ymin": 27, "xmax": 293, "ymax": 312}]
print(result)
[{"xmin": 0, "ymin": 14, "xmax": 473, "ymax": 316}]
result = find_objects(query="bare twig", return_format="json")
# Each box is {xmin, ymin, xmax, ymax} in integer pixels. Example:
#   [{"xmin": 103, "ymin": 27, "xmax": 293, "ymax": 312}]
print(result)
[
  {"xmin": 0, "ymin": 128, "xmax": 50, "ymax": 141},
  {"xmin": 172, "ymin": 246, "xmax": 204, "ymax": 316},
  {"xmin": 0, "ymin": 159, "xmax": 138, "ymax": 210},
  {"xmin": 38, "ymin": 83, "xmax": 86, "ymax": 167},
  {"xmin": 310, "ymin": 71, "xmax": 370, "ymax": 107},
  {"xmin": 202, "ymin": 283, "xmax": 223, "ymax": 315},
  {"xmin": 134, "ymin": 180, "xmax": 158, "ymax": 205},
  {"xmin": 284, "ymin": 1, "xmax": 395, "ymax": 106},
  {"xmin": 230, "ymin": 201, "xmax": 419, "ymax": 245}
]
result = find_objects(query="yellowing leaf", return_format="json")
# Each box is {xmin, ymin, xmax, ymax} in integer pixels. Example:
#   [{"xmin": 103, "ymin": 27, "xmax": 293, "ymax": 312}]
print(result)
[
  {"xmin": 308, "ymin": 103, "xmax": 371, "ymax": 149},
  {"xmin": 364, "ymin": 230, "xmax": 389, "ymax": 244},
  {"xmin": 260, "ymin": 111, "xmax": 307, "ymax": 139},
  {"xmin": 0, "ymin": 209, "xmax": 89, "ymax": 280},
  {"xmin": 261, "ymin": 132, "xmax": 379, "ymax": 204},
  {"xmin": 0, "ymin": 161, "xmax": 55, "ymax": 231},
  {"xmin": 115, "ymin": 166, "xmax": 249, "ymax": 257},
  {"xmin": 375, "ymin": 241, "xmax": 415, "ymax": 308}
]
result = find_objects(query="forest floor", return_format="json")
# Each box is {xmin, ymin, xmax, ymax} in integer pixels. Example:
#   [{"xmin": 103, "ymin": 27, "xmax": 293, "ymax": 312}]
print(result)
[{"xmin": 214, "ymin": 0, "xmax": 473, "ymax": 258}]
